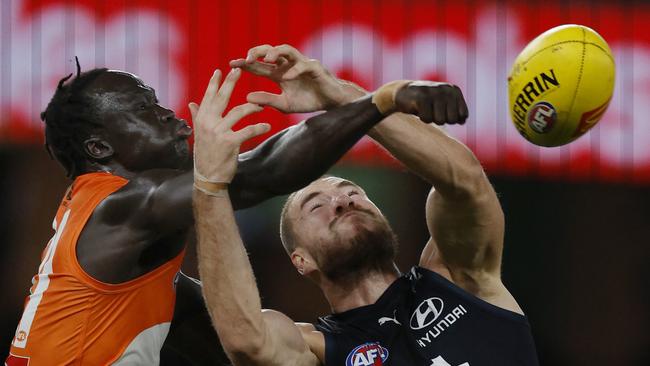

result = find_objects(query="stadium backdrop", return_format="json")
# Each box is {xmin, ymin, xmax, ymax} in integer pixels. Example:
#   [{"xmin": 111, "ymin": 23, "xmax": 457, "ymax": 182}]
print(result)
[{"xmin": 1, "ymin": 0, "xmax": 649, "ymax": 183}]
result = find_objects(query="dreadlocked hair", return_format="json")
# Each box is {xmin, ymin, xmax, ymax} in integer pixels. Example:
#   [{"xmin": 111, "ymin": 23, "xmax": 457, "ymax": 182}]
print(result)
[{"xmin": 41, "ymin": 57, "xmax": 109, "ymax": 178}]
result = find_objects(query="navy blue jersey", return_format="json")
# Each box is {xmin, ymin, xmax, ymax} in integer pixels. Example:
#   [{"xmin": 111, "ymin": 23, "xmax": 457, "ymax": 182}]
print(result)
[{"xmin": 315, "ymin": 267, "xmax": 538, "ymax": 366}]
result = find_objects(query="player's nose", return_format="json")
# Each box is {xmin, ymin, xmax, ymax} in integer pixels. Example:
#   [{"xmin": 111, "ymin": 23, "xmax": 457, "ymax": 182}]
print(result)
[
  {"xmin": 333, "ymin": 194, "xmax": 354, "ymax": 215},
  {"xmin": 157, "ymin": 105, "xmax": 176, "ymax": 121}
]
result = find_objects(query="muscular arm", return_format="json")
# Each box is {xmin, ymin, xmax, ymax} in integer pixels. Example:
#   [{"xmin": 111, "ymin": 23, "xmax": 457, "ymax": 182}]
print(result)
[
  {"xmin": 143, "ymin": 94, "xmax": 383, "ymax": 235},
  {"xmin": 370, "ymin": 113, "xmax": 505, "ymax": 273},
  {"xmin": 337, "ymin": 81, "xmax": 505, "ymax": 278},
  {"xmin": 229, "ymin": 96, "xmax": 383, "ymax": 208},
  {"xmin": 194, "ymin": 191, "xmax": 320, "ymax": 366},
  {"xmin": 195, "ymin": 87, "xmax": 413, "ymax": 365},
  {"xmin": 371, "ymin": 107, "xmax": 525, "ymax": 315},
  {"xmin": 229, "ymin": 46, "xmax": 503, "ymax": 279},
  {"xmin": 155, "ymin": 106, "xmax": 379, "ymax": 362}
]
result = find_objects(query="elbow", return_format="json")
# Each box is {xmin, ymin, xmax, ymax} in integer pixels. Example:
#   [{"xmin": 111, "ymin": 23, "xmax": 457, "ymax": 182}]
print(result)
[
  {"xmin": 445, "ymin": 156, "xmax": 490, "ymax": 201},
  {"xmin": 219, "ymin": 324, "xmax": 271, "ymax": 363}
]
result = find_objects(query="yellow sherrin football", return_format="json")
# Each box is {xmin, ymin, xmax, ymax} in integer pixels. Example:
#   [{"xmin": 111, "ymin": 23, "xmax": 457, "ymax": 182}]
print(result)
[{"xmin": 508, "ymin": 24, "xmax": 615, "ymax": 147}]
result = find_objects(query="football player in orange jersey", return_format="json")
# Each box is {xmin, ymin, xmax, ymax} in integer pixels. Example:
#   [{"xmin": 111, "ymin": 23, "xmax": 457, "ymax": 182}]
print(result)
[{"xmin": 7, "ymin": 57, "xmax": 385, "ymax": 365}]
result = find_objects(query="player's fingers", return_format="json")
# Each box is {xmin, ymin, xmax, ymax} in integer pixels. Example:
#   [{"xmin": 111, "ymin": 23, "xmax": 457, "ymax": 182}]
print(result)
[
  {"xmin": 246, "ymin": 44, "xmax": 273, "ymax": 63},
  {"xmin": 215, "ymin": 68, "xmax": 242, "ymax": 113},
  {"xmin": 277, "ymin": 44, "xmax": 305, "ymax": 59},
  {"xmin": 446, "ymin": 99, "xmax": 460, "ymax": 124},
  {"xmin": 232, "ymin": 60, "xmax": 274, "ymax": 77},
  {"xmin": 264, "ymin": 48, "xmax": 283, "ymax": 63},
  {"xmin": 229, "ymin": 58, "xmax": 247, "ymax": 68},
  {"xmin": 234, "ymin": 122, "xmax": 272, "ymax": 144},
  {"xmin": 222, "ymin": 103, "xmax": 264, "ymax": 130},
  {"xmin": 188, "ymin": 102, "xmax": 199, "ymax": 121},
  {"xmin": 276, "ymin": 56, "xmax": 290, "ymax": 67},
  {"xmin": 247, "ymin": 91, "xmax": 284, "ymax": 109},
  {"xmin": 433, "ymin": 99, "xmax": 446, "ymax": 125},
  {"xmin": 265, "ymin": 44, "xmax": 304, "ymax": 63},
  {"xmin": 418, "ymin": 101, "xmax": 434, "ymax": 123},
  {"xmin": 200, "ymin": 69, "xmax": 222, "ymax": 107},
  {"xmin": 283, "ymin": 62, "xmax": 309, "ymax": 80},
  {"xmin": 455, "ymin": 86, "xmax": 469, "ymax": 123}
]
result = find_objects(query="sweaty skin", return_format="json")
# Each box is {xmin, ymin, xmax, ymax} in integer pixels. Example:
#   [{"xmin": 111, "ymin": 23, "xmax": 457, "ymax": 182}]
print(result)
[
  {"xmin": 195, "ymin": 44, "xmax": 522, "ymax": 366},
  {"xmin": 63, "ymin": 68, "xmax": 389, "ymax": 365}
]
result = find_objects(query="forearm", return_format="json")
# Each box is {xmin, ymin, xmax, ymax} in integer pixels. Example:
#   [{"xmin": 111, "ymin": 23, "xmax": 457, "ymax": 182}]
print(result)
[
  {"xmin": 370, "ymin": 115, "xmax": 486, "ymax": 198},
  {"xmin": 194, "ymin": 190, "xmax": 267, "ymax": 356},
  {"xmin": 231, "ymin": 95, "xmax": 383, "ymax": 208},
  {"xmin": 336, "ymin": 83, "xmax": 486, "ymax": 198}
]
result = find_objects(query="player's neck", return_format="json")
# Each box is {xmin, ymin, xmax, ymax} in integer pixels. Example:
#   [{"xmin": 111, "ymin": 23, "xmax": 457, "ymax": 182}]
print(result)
[
  {"xmin": 85, "ymin": 162, "xmax": 138, "ymax": 180},
  {"xmin": 321, "ymin": 266, "xmax": 400, "ymax": 314}
]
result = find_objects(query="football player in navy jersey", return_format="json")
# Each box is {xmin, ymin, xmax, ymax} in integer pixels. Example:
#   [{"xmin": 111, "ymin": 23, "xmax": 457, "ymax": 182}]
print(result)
[{"xmin": 194, "ymin": 44, "xmax": 539, "ymax": 366}]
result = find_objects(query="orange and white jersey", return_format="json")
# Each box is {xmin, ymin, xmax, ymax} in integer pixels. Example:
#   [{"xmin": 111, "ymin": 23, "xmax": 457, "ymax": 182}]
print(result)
[{"xmin": 6, "ymin": 172, "xmax": 185, "ymax": 366}]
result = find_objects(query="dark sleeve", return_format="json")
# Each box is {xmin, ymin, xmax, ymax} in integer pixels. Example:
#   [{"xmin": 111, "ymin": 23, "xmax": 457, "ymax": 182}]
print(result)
[{"xmin": 161, "ymin": 272, "xmax": 231, "ymax": 366}]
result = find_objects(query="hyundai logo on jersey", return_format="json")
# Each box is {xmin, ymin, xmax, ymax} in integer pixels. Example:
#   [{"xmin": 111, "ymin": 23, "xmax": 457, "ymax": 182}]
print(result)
[{"xmin": 345, "ymin": 342, "xmax": 389, "ymax": 366}]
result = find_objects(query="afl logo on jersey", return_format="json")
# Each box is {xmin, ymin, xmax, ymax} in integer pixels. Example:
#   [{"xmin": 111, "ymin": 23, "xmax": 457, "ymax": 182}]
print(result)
[
  {"xmin": 345, "ymin": 342, "xmax": 389, "ymax": 366},
  {"xmin": 15, "ymin": 331, "xmax": 27, "ymax": 342},
  {"xmin": 410, "ymin": 297, "xmax": 444, "ymax": 330}
]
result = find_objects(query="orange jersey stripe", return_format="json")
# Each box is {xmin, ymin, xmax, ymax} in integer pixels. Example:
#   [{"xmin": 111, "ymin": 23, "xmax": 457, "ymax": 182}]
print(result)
[{"xmin": 8, "ymin": 172, "xmax": 185, "ymax": 365}]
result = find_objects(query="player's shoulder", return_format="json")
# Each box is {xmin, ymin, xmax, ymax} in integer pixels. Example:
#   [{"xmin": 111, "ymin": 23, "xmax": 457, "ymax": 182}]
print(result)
[{"xmin": 90, "ymin": 168, "xmax": 187, "ymax": 225}]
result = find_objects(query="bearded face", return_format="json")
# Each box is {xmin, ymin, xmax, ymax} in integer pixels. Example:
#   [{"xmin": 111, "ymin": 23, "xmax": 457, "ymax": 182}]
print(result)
[
  {"xmin": 286, "ymin": 177, "xmax": 399, "ymax": 282},
  {"xmin": 312, "ymin": 209, "xmax": 398, "ymax": 281}
]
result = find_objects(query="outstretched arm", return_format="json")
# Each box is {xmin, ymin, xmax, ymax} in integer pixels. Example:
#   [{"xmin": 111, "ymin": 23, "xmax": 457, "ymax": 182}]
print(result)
[
  {"xmin": 195, "ymin": 193, "xmax": 321, "ymax": 366},
  {"xmin": 192, "ymin": 81, "xmax": 321, "ymax": 365},
  {"xmin": 233, "ymin": 44, "xmax": 511, "ymax": 303},
  {"xmin": 369, "ymin": 109, "xmax": 504, "ymax": 273},
  {"xmin": 369, "ymin": 86, "xmax": 522, "ymax": 314},
  {"xmin": 226, "ymin": 94, "xmax": 383, "ymax": 209},
  {"xmin": 196, "ymin": 66, "xmax": 492, "ymax": 366},
  {"xmin": 327, "ymin": 77, "xmax": 505, "ymax": 285},
  {"xmin": 140, "ymin": 66, "xmax": 385, "ymax": 236},
  {"xmin": 334, "ymin": 79, "xmax": 504, "ymax": 277}
]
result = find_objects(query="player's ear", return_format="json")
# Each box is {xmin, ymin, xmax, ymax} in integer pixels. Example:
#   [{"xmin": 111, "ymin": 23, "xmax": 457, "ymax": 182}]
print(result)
[
  {"xmin": 291, "ymin": 248, "xmax": 316, "ymax": 276},
  {"xmin": 83, "ymin": 137, "xmax": 114, "ymax": 161}
]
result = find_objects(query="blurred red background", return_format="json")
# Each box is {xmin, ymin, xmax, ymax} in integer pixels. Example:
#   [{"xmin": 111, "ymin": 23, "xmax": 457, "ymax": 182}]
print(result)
[
  {"xmin": 1, "ymin": 1, "xmax": 649, "ymax": 365},
  {"xmin": 2, "ymin": 0, "xmax": 650, "ymax": 181}
]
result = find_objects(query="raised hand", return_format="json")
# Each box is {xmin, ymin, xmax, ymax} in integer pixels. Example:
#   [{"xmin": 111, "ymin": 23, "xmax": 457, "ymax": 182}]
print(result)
[
  {"xmin": 230, "ymin": 44, "xmax": 352, "ymax": 113},
  {"xmin": 190, "ymin": 68, "xmax": 270, "ymax": 185}
]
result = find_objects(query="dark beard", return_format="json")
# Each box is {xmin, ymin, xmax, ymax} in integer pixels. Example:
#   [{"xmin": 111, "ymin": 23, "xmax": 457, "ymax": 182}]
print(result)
[{"xmin": 315, "ymin": 213, "xmax": 399, "ymax": 282}]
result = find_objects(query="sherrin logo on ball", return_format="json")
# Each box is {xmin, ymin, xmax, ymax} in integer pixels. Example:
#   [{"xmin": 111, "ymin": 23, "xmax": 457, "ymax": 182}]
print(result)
[{"xmin": 508, "ymin": 24, "xmax": 615, "ymax": 147}]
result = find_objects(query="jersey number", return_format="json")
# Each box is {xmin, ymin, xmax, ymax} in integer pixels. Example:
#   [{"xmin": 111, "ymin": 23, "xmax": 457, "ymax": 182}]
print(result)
[{"xmin": 430, "ymin": 356, "xmax": 470, "ymax": 366}]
